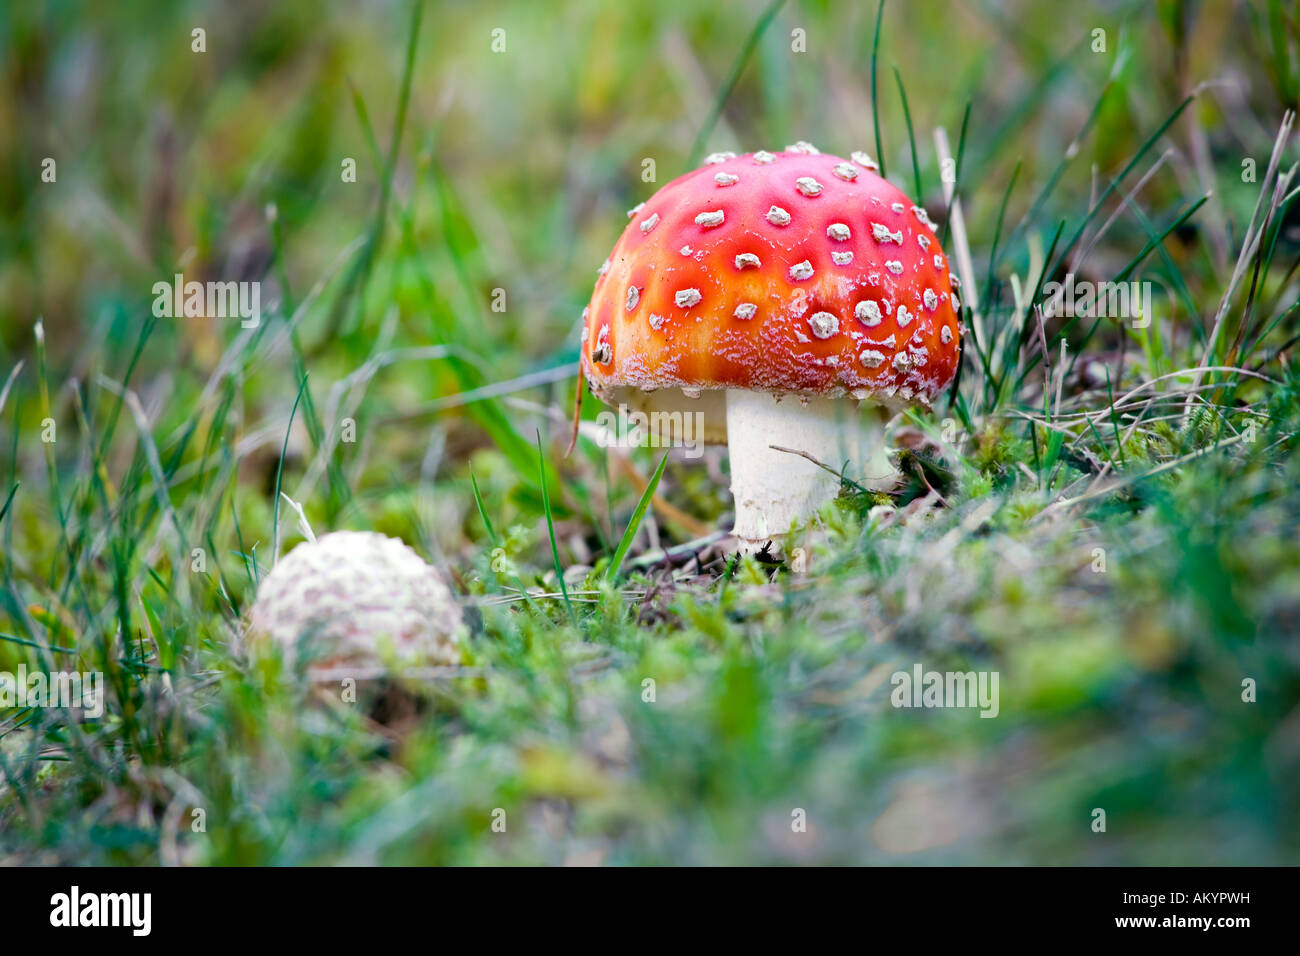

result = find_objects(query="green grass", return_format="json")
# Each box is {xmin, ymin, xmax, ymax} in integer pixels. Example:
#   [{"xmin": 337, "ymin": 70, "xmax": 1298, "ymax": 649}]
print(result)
[{"xmin": 1, "ymin": 0, "xmax": 1299, "ymax": 865}]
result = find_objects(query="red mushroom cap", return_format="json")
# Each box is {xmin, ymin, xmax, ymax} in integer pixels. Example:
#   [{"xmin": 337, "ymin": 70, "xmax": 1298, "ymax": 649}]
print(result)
[{"xmin": 581, "ymin": 148, "xmax": 962, "ymax": 406}]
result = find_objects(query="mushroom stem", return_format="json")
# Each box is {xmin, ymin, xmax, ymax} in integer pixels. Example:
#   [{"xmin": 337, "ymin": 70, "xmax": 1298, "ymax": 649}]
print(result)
[{"xmin": 725, "ymin": 390, "xmax": 894, "ymax": 553}]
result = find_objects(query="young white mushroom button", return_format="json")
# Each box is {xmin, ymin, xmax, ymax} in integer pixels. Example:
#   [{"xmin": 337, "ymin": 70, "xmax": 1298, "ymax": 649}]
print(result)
[{"xmin": 247, "ymin": 531, "xmax": 465, "ymax": 675}]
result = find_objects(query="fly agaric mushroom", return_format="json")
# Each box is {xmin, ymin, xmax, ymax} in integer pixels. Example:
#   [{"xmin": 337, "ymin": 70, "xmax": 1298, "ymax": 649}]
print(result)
[
  {"xmin": 247, "ymin": 531, "xmax": 464, "ymax": 680},
  {"xmin": 580, "ymin": 146, "xmax": 961, "ymax": 551}
]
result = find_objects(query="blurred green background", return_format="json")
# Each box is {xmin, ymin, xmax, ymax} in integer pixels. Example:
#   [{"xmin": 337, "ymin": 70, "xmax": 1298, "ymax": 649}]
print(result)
[{"xmin": 6, "ymin": 0, "xmax": 1294, "ymax": 371}]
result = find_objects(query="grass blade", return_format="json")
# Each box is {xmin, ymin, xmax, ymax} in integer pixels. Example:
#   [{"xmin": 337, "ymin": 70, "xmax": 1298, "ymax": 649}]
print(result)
[
  {"xmin": 468, "ymin": 465, "xmax": 500, "ymax": 547},
  {"xmin": 871, "ymin": 0, "xmax": 886, "ymax": 177},
  {"xmin": 940, "ymin": 100, "xmax": 971, "ymax": 248},
  {"xmin": 0, "ymin": 482, "xmax": 16, "ymax": 526},
  {"xmin": 606, "ymin": 451, "xmax": 669, "ymax": 581}
]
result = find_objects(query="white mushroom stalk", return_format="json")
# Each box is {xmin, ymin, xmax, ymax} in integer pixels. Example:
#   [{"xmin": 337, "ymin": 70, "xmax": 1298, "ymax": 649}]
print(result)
[{"xmin": 726, "ymin": 391, "xmax": 894, "ymax": 553}]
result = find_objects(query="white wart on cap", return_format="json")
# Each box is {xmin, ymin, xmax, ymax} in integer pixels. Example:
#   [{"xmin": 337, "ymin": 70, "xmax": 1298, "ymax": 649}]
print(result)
[{"xmin": 248, "ymin": 531, "xmax": 464, "ymax": 678}]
